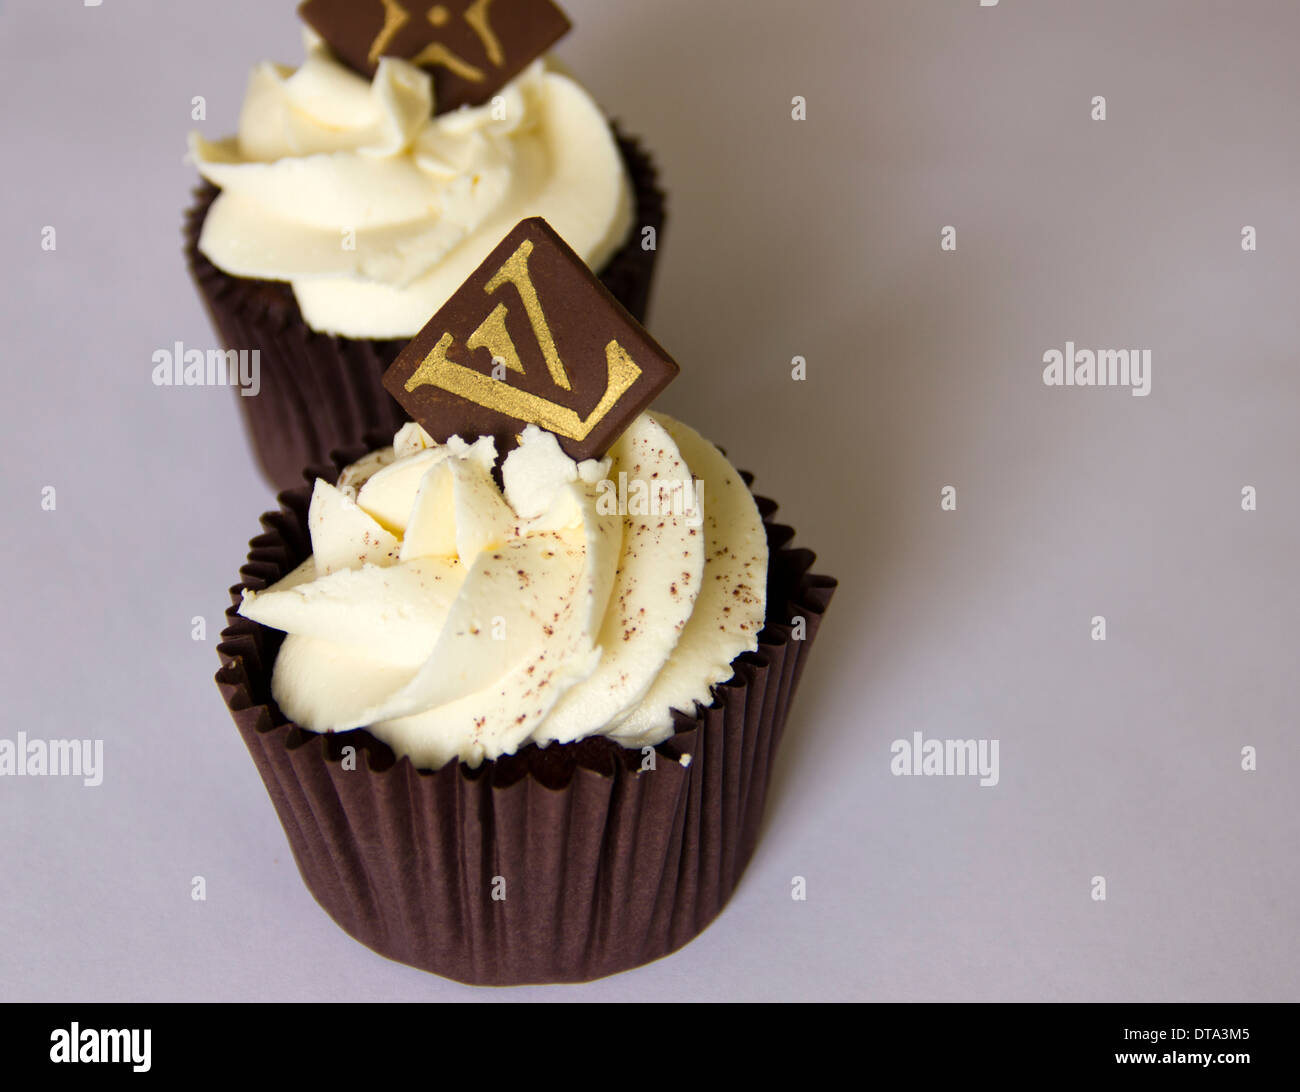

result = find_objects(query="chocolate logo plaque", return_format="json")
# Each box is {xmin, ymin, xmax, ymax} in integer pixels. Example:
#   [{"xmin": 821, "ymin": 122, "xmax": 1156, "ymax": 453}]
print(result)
[
  {"xmin": 298, "ymin": 0, "xmax": 571, "ymax": 114},
  {"xmin": 382, "ymin": 218, "xmax": 678, "ymax": 461}
]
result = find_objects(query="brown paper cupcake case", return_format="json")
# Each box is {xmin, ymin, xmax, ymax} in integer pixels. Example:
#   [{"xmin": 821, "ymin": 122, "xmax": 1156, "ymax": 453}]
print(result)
[
  {"xmin": 215, "ymin": 438, "xmax": 836, "ymax": 985},
  {"xmin": 185, "ymin": 129, "xmax": 665, "ymax": 493}
]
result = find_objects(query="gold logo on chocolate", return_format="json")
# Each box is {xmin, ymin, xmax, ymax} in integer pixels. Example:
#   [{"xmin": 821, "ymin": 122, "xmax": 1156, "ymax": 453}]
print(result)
[
  {"xmin": 404, "ymin": 239, "xmax": 640, "ymax": 442},
  {"xmin": 367, "ymin": 0, "xmax": 412, "ymax": 67},
  {"xmin": 300, "ymin": 0, "xmax": 571, "ymax": 114},
  {"xmin": 382, "ymin": 218, "xmax": 679, "ymax": 462},
  {"xmin": 368, "ymin": 0, "xmax": 503, "ymax": 81}
]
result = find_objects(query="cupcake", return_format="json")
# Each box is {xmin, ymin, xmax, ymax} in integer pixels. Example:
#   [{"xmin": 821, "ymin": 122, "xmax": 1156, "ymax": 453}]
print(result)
[
  {"xmin": 185, "ymin": 2, "xmax": 663, "ymax": 491},
  {"xmin": 215, "ymin": 217, "xmax": 835, "ymax": 984}
]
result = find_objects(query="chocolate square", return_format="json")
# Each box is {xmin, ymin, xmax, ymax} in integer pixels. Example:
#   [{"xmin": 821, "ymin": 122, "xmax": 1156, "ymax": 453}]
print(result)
[
  {"xmin": 299, "ymin": 0, "xmax": 571, "ymax": 113},
  {"xmin": 382, "ymin": 218, "xmax": 679, "ymax": 462}
]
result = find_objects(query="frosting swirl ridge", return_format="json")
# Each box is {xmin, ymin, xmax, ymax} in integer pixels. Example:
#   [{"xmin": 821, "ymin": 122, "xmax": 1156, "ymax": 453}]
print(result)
[
  {"xmin": 190, "ymin": 33, "xmax": 633, "ymax": 339},
  {"xmin": 240, "ymin": 412, "xmax": 768, "ymax": 769}
]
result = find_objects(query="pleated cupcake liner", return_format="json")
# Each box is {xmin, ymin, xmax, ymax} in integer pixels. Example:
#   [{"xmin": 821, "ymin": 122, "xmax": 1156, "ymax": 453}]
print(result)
[
  {"xmin": 215, "ymin": 437, "xmax": 836, "ymax": 985},
  {"xmin": 184, "ymin": 128, "xmax": 666, "ymax": 493}
]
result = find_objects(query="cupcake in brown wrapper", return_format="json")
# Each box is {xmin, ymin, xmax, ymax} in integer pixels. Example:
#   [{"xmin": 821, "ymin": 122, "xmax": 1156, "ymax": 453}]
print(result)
[
  {"xmin": 216, "ymin": 441, "xmax": 835, "ymax": 986},
  {"xmin": 185, "ymin": 131, "xmax": 665, "ymax": 493}
]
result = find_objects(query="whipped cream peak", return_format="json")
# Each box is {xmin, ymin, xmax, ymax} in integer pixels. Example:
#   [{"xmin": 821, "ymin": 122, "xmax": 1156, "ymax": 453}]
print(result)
[
  {"xmin": 240, "ymin": 414, "xmax": 768, "ymax": 769},
  {"xmin": 190, "ymin": 34, "xmax": 633, "ymax": 338}
]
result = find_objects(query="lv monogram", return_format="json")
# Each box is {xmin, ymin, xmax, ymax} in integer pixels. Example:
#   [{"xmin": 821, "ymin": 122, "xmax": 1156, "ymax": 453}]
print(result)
[
  {"xmin": 368, "ymin": 0, "xmax": 504, "ymax": 80},
  {"xmin": 384, "ymin": 217, "xmax": 678, "ymax": 461},
  {"xmin": 404, "ymin": 238, "xmax": 642, "ymax": 443},
  {"xmin": 299, "ymin": 0, "xmax": 571, "ymax": 112}
]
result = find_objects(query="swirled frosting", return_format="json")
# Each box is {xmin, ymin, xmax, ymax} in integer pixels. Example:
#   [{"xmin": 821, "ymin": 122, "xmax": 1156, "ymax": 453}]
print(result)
[
  {"xmin": 189, "ymin": 33, "xmax": 633, "ymax": 339},
  {"xmin": 239, "ymin": 413, "xmax": 768, "ymax": 769}
]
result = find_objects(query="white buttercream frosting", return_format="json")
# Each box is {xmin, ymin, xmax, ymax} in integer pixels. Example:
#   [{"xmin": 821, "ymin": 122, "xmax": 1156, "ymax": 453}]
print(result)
[
  {"xmin": 239, "ymin": 413, "xmax": 768, "ymax": 770},
  {"xmin": 189, "ymin": 33, "xmax": 633, "ymax": 339}
]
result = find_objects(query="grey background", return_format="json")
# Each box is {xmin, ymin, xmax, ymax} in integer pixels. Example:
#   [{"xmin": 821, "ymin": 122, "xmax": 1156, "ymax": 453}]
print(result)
[{"xmin": 1, "ymin": 0, "xmax": 1295, "ymax": 1001}]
